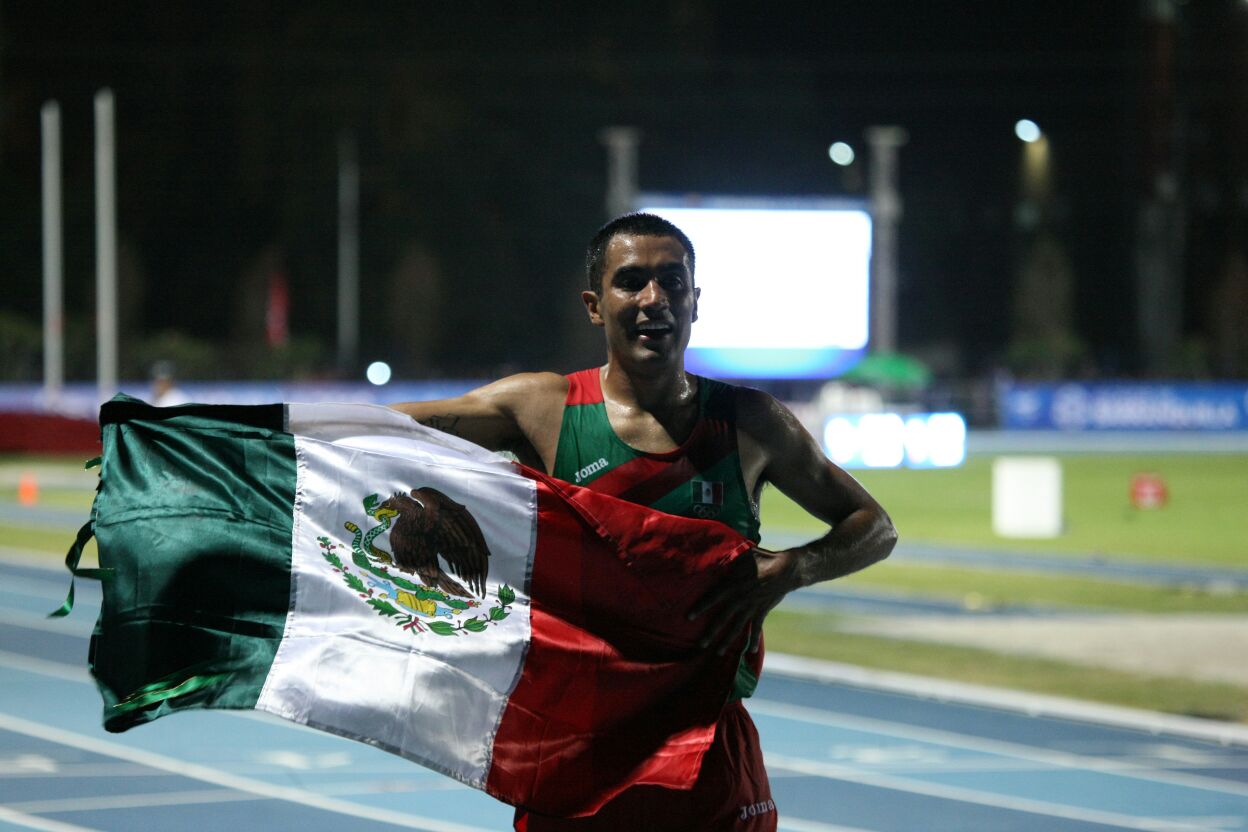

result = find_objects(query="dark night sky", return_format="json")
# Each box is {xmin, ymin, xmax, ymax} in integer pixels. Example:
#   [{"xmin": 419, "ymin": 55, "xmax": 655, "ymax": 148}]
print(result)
[{"xmin": 1, "ymin": 1, "xmax": 1244, "ymax": 381}]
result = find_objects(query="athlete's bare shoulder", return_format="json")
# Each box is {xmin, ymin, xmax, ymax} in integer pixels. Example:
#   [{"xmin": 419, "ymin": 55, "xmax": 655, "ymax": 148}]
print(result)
[
  {"xmin": 474, "ymin": 371, "xmax": 568, "ymax": 410},
  {"xmin": 732, "ymin": 384, "xmax": 792, "ymax": 436},
  {"xmin": 731, "ymin": 385, "xmax": 794, "ymax": 493},
  {"xmin": 389, "ymin": 371, "xmax": 568, "ymax": 469}
]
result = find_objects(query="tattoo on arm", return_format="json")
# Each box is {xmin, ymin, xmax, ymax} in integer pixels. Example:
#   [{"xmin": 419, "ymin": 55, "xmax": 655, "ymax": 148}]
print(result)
[{"xmin": 420, "ymin": 414, "xmax": 462, "ymax": 436}]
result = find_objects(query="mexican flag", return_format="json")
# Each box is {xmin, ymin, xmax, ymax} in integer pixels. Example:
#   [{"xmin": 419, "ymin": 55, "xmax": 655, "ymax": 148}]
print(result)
[{"xmin": 73, "ymin": 397, "xmax": 755, "ymax": 818}]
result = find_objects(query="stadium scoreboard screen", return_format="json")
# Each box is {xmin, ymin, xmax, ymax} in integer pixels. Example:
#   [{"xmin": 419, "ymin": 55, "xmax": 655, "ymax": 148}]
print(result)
[{"xmin": 638, "ymin": 195, "xmax": 872, "ymax": 379}]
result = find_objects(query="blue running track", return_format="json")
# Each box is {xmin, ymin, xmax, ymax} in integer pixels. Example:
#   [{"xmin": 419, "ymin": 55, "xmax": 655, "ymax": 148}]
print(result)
[{"xmin": 2, "ymin": 553, "xmax": 1246, "ymax": 832}]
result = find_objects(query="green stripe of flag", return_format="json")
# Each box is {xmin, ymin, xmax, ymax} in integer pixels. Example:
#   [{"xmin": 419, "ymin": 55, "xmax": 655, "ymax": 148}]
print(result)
[{"xmin": 91, "ymin": 396, "xmax": 296, "ymax": 732}]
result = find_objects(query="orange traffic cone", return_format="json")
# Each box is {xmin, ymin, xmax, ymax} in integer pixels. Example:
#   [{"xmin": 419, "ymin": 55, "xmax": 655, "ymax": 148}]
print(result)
[{"xmin": 17, "ymin": 472, "xmax": 38, "ymax": 506}]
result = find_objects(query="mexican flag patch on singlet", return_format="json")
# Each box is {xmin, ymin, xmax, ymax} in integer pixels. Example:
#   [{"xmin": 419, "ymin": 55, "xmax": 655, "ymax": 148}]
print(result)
[
  {"xmin": 692, "ymin": 480, "xmax": 724, "ymax": 505},
  {"xmin": 692, "ymin": 480, "xmax": 724, "ymax": 508}
]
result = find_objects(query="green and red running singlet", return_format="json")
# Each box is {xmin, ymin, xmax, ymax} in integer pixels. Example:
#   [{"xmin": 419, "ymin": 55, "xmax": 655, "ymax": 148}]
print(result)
[{"xmin": 553, "ymin": 368, "xmax": 764, "ymax": 700}]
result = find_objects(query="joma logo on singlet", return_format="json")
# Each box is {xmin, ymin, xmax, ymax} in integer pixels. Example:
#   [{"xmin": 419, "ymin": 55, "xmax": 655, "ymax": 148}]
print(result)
[
  {"xmin": 739, "ymin": 799, "xmax": 776, "ymax": 821},
  {"xmin": 574, "ymin": 458, "xmax": 609, "ymax": 483}
]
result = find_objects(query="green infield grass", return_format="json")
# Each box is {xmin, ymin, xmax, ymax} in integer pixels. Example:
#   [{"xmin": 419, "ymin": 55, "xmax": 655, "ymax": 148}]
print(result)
[
  {"xmin": 834, "ymin": 561, "xmax": 1248, "ymax": 613},
  {"xmin": 762, "ymin": 453, "xmax": 1248, "ymax": 566},
  {"xmin": 765, "ymin": 609, "xmax": 1248, "ymax": 723},
  {"xmin": 0, "ymin": 486, "xmax": 95, "ymax": 510},
  {"xmin": 0, "ymin": 457, "xmax": 97, "ymax": 508},
  {"xmin": 1, "ymin": 456, "xmax": 102, "ymax": 560},
  {"xmin": 0, "ymin": 454, "xmax": 97, "ymax": 471},
  {"xmin": 0, "ymin": 524, "xmax": 94, "ymax": 558}
]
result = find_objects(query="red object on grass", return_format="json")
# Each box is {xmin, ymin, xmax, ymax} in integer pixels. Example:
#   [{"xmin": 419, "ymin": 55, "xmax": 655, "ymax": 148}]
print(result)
[{"xmin": 1130, "ymin": 473, "xmax": 1169, "ymax": 509}]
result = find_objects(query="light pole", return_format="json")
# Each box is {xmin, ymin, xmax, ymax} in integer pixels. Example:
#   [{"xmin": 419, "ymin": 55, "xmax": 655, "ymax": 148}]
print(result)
[
  {"xmin": 1015, "ymin": 119, "xmax": 1051, "ymax": 228},
  {"xmin": 599, "ymin": 127, "xmax": 641, "ymax": 220},
  {"xmin": 1012, "ymin": 118, "xmax": 1078, "ymax": 377},
  {"xmin": 1136, "ymin": 0, "xmax": 1185, "ymax": 374},
  {"xmin": 42, "ymin": 101, "xmax": 63, "ymax": 406},
  {"xmin": 337, "ymin": 131, "xmax": 360, "ymax": 374},
  {"xmin": 865, "ymin": 126, "xmax": 907, "ymax": 356},
  {"xmin": 95, "ymin": 89, "xmax": 117, "ymax": 401}
]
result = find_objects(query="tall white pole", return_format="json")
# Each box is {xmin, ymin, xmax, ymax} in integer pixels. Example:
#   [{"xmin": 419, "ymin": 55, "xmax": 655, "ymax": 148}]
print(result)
[
  {"xmin": 1136, "ymin": 0, "xmax": 1183, "ymax": 373},
  {"xmin": 95, "ymin": 89, "xmax": 118, "ymax": 399},
  {"xmin": 865, "ymin": 125, "xmax": 908, "ymax": 356},
  {"xmin": 337, "ymin": 131, "xmax": 359, "ymax": 373},
  {"xmin": 41, "ymin": 101, "xmax": 64, "ymax": 404},
  {"xmin": 599, "ymin": 126, "xmax": 641, "ymax": 220}
]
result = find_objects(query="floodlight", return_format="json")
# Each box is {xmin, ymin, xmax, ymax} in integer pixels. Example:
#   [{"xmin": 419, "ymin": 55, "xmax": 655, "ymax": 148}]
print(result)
[
  {"xmin": 828, "ymin": 142, "xmax": 855, "ymax": 166},
  {"xmin": 366, "ymin": 361, "xmax": 392, "ymax": 386},
  {"xmin": 1015, "ymin": 119, "xmax": 1042, "ymax": 143}
]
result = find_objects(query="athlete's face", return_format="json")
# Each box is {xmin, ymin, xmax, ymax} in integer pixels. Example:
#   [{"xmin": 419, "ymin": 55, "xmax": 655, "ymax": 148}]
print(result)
[{"xmin": 583, "ymin": 234, "xmax": 699, "ymax": 367}]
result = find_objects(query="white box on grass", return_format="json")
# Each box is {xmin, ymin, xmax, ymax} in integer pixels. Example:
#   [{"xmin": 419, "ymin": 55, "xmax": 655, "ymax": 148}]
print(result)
[{"xmin": 992, "ymin": 456, "xmax": 1062, "ymax": 538}]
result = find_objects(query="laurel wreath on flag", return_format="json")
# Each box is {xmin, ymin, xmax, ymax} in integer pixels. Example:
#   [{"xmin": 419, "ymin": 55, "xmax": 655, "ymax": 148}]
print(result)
[{"xmin": 317, "ymin": 534, "xmax": 514, "ymax": 636}]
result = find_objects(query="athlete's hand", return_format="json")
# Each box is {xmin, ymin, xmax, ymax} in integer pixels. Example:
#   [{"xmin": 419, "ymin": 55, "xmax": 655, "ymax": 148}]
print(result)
[{"xmin": 688, "ymin": 547, "xmax": 803, "ymax": 655}]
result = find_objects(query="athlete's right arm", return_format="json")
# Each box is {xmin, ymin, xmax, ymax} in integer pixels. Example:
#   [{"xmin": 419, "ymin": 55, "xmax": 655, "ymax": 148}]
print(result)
[{"xmin": 389, "ymin": 372, "xmax": 567, "ymax": 469}]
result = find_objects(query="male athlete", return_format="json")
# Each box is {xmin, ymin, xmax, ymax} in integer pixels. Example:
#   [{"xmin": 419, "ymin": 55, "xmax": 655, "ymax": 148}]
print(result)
[{"xmin": 392, "ymin": 212, "xmax": 897, "ymax": 830}]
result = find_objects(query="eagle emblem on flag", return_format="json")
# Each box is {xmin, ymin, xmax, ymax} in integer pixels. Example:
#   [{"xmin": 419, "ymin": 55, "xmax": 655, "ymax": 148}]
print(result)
[
  {"xmin": 317, "ymin": 490, "xmax": 513, "ymax": 636},
  {"xmin": 378, "ymin": 487, "xmax": 491, "ymax": 598}
]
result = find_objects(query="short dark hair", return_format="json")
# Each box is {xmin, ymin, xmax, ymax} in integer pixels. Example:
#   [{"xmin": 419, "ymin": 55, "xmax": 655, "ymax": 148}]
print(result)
[{"xmin": 585, "ymin": 212, "xmax": 695, "ymax": 294}]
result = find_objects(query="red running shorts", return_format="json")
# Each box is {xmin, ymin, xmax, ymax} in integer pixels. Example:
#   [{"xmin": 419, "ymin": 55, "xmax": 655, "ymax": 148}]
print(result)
[{"xmin": 514, "ymin": 701, "xmax": 776, "ymax": 832}]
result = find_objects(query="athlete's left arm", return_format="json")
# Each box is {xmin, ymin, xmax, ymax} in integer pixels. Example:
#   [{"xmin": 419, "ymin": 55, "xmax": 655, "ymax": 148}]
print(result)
[{"xmin": 691, "ymin": 389, "xmax": 897, "ymax": 652}]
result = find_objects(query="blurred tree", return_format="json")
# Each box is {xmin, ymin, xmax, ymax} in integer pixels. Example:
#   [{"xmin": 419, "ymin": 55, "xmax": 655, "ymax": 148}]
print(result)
[
  {"xmin": 1009, "ymin": 231, "xmax": 1086, "ymax": 378},
  {"xmin": 125, "ymin": 330, "xmax": 223, "ymax": 381},
  {"xmin": 383, "ymin": 242, "xmax": 443, "ymax": 377},
  {"xmin": 1210, "ymin": 251, "xmax": 1248, "ymax": 377},
  {"xmin": 0, "ymin": 311, "xmax": 41, "ymax": 380},
  {"xmin": 233, "ymin": 245, "xmax": 286, "ymax": 349},
  {"xmin": 117, "ymin": 237, "xmax": 145, "ymax": 366}
]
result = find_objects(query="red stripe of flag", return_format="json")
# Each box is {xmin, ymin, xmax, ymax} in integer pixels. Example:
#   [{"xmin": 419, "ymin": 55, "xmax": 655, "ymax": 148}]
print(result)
[{"xmin": 485, "ymin": 470, "xmax": 754, "ymax": 818}]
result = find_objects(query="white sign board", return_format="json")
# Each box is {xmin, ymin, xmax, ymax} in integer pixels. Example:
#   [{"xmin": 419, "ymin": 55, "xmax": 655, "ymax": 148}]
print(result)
[{"xmin": 992, "ymin": 456, "xmax": 1063, "ymax": 538}]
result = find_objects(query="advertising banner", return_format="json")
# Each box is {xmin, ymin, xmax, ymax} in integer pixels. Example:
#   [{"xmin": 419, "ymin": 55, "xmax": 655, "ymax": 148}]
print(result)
[{"xmin": 1000, "ymin": 382, "xmax": 1248, "ymax": 431}]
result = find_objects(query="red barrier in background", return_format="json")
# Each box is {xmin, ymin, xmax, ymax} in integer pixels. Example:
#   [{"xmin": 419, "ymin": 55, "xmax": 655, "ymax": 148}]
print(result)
[{"xmin": 0, "ymin": 412, "xmax": 101, "ymax": 455}]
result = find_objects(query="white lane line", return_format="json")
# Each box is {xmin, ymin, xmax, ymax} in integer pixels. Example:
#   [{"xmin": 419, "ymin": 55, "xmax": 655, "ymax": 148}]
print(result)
[
  {"xmin": 6, "ymin": 777, "xmax": 472, "ymax": 816},
  {"xmin": 0, "ymin": 806, "xmax": 99, "ymax": 832},
  {"xmin": 5, "ymin": 789, "xmax": 260, "ymax": 815},
  {"xmin": 0, "ymin": 575, "xmax": 78, "ymax": 601},
  {"xmin": 0, "ymin": 650, "xmax": 89, "ymax": 683},
  {"xmin": 766, "ymin": 753, "xmax": 1218, "ymax": 832},
  {"xmin": 778, "ymin": 818, "xmax": 881, "ymax": 832},
  {"xmin": 767, "ymin": 653, "xmax": 1248, "ymax": 748},
  {"xmin": 0, "ymin": 712, "xmax": 491, "ymax": 832},
  {"xmin": 0, "ymin": 550, "xmax": 70, "ymax": 571},
  {"xmin": 749, "ymin": 698, "xmax": 1248, "ymax": 799},
  {"xmin": 0, "ymin": 760, "xmax": 446, "ymax": 781},
  {"xmin": 775, "ymin": 756, "xmax": 1059, "ymax": 775},
  {"xmin": 0, "ymin": 610, "xmax": 93, "ymax": 638},
  {"xmin": 0, "ymin": 762, "xmax": 159, "ymax": 779}
]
